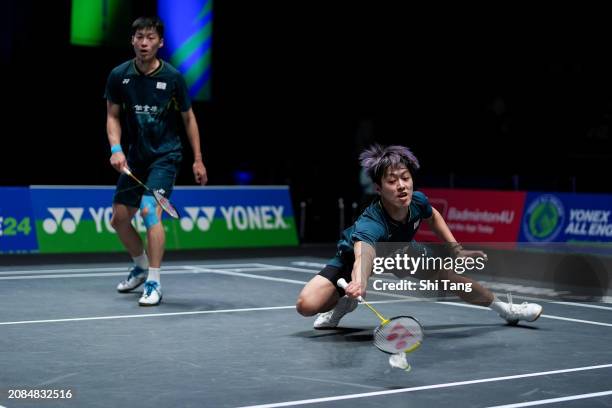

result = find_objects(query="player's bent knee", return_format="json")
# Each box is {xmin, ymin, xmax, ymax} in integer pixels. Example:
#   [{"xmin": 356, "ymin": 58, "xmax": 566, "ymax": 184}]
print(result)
[
  {"xmin": 296, "ymin": 296, "xmax": 319, "ymax": 316},
  {"xmin": 140, "ymin": 196, "xmax": 159, "ymax": 228}
]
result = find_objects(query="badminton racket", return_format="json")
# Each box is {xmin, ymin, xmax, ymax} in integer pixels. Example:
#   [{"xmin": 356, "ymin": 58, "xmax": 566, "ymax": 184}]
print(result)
[
  {"xmin": 337, "ymin": 278, "xmax": 424, "ymax": 354},
  {"xmin": 122, "ymin": 167, "xmax": 180, "ymax": 219}
]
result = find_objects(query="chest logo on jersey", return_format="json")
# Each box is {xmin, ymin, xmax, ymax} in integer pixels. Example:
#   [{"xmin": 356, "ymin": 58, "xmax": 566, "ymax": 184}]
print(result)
[
  {"xmin": 122, "ymin": 78, "xmax": 130, "ymax": 84},
  {"xmin": 156, "ymin": 81, "xmax": 167, "ymax": 90},
  {"xmin": 414, "ymin": 219, "xmax": 420, "ymax": 229},
  {"xmin": 133, "ymin": 105, "xmax": 159, "ymax": 114}
]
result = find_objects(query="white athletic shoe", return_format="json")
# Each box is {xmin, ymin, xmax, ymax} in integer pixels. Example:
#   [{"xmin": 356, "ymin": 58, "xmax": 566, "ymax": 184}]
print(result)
[
  {"xmin": 138, "ymin": 281, "xmax": 162, "ymax": 306},
  {"xmin": 117, "ymin": 266, "xmax": 148, "ymax": 293},
  {"xmin": 313, "ymin": 296, "xmax": 359, "ymax": 329},
  {"xmin": 499, "ymin": 293, "xmax": 543, "ymax": 325}
]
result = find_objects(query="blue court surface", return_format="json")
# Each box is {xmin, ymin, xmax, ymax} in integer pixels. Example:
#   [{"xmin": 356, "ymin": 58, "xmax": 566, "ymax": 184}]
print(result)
[{"xmin": 1, "ymin": 252, "xmax": 611, "ymax": 408}]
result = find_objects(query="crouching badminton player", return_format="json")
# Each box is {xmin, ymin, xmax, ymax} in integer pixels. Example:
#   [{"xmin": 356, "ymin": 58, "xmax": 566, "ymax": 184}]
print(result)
[{"xmin": 296, "ymin": 144, "xmax": 542, "ymax": 328}]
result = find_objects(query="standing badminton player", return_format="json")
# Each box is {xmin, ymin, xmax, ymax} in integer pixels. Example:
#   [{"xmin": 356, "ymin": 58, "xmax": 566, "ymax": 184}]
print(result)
[
  {"xmin": 296, "ymin": 144, "xmax": 542, "ymax": 326},
  {"xmin": 105, "ymin": 16, "xmax": 207, "ymax": 306}
]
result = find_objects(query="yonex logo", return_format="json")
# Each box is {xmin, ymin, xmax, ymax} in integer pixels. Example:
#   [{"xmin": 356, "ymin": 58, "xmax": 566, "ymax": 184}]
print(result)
[
  {"xmin": 180, "ymin": 207, "xmax": 216, "ymax": 232},
  {"xmin": 43, "ymin": 208, "xmax": 84, "ymax": 234},
  {"xmin": 156, "ymin": 81, "xmax": 167, "ymax": 90},
  {"xmin": 122, "ymin": 78, "xmax": 130, "ymax": 84}
]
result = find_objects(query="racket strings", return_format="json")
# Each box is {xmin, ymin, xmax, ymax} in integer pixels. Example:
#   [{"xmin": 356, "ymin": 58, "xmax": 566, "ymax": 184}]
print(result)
[
  {"xmin": 373, "ymin": 317, "xmax": 423, "ymax": 354},
  {"xmin": 154, "ymin": 191, "xmax": 179, "ymax": 218}
]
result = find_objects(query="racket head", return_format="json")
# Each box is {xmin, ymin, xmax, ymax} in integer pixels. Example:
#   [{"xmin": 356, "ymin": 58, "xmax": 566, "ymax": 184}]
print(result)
[
  {"xmin": 373, "ymin": 316, "xmax": 424, "ymax": 355},
  {"xmin": 153, "ymin": 190, "xmax": 180, "ymax": 219}
]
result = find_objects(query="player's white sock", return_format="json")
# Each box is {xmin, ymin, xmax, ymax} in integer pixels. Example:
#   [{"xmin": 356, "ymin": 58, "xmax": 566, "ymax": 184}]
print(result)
[
  {"xmin": 147, "ymin": 267, "xmax": 161, "ymax": 283},
  {"xmin": 132, "ymin": 252, "xmax": 149, "ymax": 270},
  {"xmin": 488, "ymin": 295, "xmax": 509, "ymax": 314}
]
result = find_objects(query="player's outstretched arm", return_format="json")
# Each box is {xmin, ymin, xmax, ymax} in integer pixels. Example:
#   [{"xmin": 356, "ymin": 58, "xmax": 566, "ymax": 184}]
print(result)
[
  {"xmin": 346, "ymin": 241, "xmax": 376, "ymax": 299},
  {"xmin": 426, "ymin": 208, "xmax": 487, "ymax": 259}
]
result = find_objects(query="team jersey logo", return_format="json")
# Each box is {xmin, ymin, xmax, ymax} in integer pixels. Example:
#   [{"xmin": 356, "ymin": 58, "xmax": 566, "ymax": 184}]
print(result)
[
  {"xmin": 156, "ymin": 81, "xmax": 167, "ymax": 90},
  {"xmin": 133, "ymin": 105, "xmax": 159, "ymax": 114},
  {"xmin": 122, "ymin": 78, "xmax": 130, "ymax": 84}
]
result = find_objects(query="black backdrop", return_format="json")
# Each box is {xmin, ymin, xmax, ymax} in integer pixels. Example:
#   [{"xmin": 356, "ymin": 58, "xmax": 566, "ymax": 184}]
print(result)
[{"xmin": 2, "ymin": 2, "xmax": 611, "ymax": 241}]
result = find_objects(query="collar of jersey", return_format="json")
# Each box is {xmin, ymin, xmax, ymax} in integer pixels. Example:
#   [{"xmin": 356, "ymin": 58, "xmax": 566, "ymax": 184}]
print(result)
[
  {"xmin": 378, "ymin": 199, "xmax": 412, "ymax": 226},
  {"xmin": 131, "ymin": 58, "xmax": 164, "ymax": 77}
]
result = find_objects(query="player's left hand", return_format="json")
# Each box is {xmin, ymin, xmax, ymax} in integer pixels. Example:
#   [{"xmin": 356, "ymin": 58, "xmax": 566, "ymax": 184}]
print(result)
[{"xmin": 193, "ymin": 160, "xmax": 208, "ymax": 185}]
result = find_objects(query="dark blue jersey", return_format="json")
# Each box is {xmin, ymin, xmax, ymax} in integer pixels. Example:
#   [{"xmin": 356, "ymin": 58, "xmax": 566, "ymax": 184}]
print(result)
[
  {"xmin": 105, "ymin": 59, "xmax": 191, "ymax": 164},
  {"xmin": 328, "ymin": 191, "xmax": 433, "ymax": 268}
]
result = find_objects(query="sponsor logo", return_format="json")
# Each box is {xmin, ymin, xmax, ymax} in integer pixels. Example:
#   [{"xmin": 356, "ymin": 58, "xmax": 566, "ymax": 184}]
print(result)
[
  {"xmin": 133, "ymin": 105, "xmax": 159, "ymax": 114},
  {"xmin": 523, "ymin": 195, "xmax": 565, "ymax": 242},
  {"xmin": 43, "ymin": 208, "xmax": 84, "ymax": 234},
  {"xmin": 181, "ymin": 207, "xmax": 216, "ymax": 232}
]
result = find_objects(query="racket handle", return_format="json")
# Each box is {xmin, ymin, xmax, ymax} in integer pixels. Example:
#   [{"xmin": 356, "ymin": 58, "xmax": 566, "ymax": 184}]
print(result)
[
  {"xmin": 122, "ymin": 167, "xmax": 132, "ymax": 176},
  {"xmin": 336, "ymin": 278, "xmax": 364, "ymax": 302}
]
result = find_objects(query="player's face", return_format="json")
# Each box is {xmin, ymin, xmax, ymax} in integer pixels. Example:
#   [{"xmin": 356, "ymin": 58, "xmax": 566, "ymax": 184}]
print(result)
[
  {"xmin": 132, "ymin": 28, "xmax": 164, "ymax": 62},
  {"xmin": 377, "ymin": 165, "xmax": 413, "ymax": 208}
]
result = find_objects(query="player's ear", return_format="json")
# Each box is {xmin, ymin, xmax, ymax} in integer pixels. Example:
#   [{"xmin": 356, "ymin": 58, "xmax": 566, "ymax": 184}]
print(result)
[
  {"xmin": 159, "ymin": 38, "xmax": 164, "ymax": 48},
  {"xmin": 374, "ymin": 183, "xmax": 381, "ymax": 193}
]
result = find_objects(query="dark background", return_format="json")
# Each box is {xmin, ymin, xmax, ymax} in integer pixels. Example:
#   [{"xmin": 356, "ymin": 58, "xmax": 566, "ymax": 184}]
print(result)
[{"xmin": 2, "ymin": 2, "xmax": 611, "ymax": 240}]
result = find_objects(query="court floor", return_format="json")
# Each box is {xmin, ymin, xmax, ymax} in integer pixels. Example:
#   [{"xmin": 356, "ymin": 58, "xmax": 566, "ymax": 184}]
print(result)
[{"xmin": 1, "ymin": 255, "xmax": 611, "ymax": 407}]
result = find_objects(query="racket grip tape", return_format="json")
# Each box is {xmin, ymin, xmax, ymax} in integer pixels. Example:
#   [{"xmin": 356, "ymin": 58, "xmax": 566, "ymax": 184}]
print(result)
[{"xmin": 336, "ymin": 278, "xmax": 365, "ymax": 302}]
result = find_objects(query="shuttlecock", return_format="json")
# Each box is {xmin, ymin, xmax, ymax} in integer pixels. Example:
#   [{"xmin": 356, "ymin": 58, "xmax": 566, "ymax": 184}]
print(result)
[{"xmin": 388, "ymin": 352, "xmax": 411, "ymax": 371}]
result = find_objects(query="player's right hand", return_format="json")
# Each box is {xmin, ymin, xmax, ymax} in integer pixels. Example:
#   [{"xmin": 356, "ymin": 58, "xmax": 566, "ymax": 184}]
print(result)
[
  {"xmin": 110, "ymin": 151, "xmax": 127, "ymax": 173},
  {"xmin": 345, "ymin": 280, "xmax": 366, "ymax": 299}
]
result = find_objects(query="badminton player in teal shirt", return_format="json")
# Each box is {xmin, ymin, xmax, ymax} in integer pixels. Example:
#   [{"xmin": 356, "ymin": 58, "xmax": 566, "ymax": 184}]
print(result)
[
  {"xmin": 296, "ymin": 144, "xmax": 543, "ymax": 327},
  {"xmin": 105, "ymin": 16, "xmax": 207, "ymax": 306}
]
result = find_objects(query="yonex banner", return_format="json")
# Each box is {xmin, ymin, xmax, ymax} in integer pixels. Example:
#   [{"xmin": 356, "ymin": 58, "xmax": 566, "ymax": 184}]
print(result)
[
  {"xmin": 415, "ymin": 188, "xmax": 526, "ymax": 244},
  {"xmin": 0, "ymin": 187, "xmax": 38, "ymax": 253},
  {"xmin": 519, "ymin": 192, "xmax": 612, "ymax": 243},
  {"xmin": 30, "ymin": 186, "xmax": 298, "ymax": 253},
  {"xmin": 170, "ymin": 186, "xmax": 298, "ymax": 249}
]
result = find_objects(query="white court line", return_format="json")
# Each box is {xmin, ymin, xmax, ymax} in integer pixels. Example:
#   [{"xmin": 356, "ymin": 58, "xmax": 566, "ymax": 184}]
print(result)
[
  {"xmin": 0, "ymin": 263, "xmax": 265, "ymax": 276},
  {"xmin": 185, "ymin": 266, "xmax": 308, "ymax": 285},
  {"xmin": 0, "ymin": 299, "xmax": 414, "ymax": 326},
  {"xmin": 0, "ymin": 305, "xmax": 297, "ymax": 325},
  {"xmin": 547, "ymin": 301, "xmax": 612, "ymax": 311},
  {"xmin": 291, "ymin": 261, "xmax": 327, "ymax": 268},
  {"xmin": 236, "ymin": 364, "xmax": 612, "ymax": 408},
  {"xmin": 249, "ymin": 263, "xmax": 321, "ymax": 274},
  {"xmin": 485, "ymin": 390, "xmax": 612, "ymax": 408},
  {"xmin": 0, "ymin": 266, "xmax": 288, "ymax": 281},
  {"xmin": 435, "ymin": 301, "xmax": 612, "ymax": 328}
]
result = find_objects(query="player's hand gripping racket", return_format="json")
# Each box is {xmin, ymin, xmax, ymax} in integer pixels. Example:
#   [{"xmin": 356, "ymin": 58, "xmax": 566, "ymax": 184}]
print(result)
[
  {"xmin": 122, "ymin": 167, "xmax": 180, "ymax": 219},
  {"xmin": 337, "ymin": 278, "xmax": 424, "ymax": 355}
]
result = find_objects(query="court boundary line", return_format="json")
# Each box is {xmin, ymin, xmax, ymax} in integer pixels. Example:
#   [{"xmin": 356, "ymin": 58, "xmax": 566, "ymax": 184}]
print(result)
[
  {"xmin": 485, "ymin": 389, "xmax": 612, "ymax": 408},
  {"xmin": 0, "ymin": 299, "xmax": 415, "ymax": 326},
  {"xmin": 235, "ymin": 363, "xmax": 612, "ymax": 408},
  {"xmin": 0, "ymin": 263, "xmax": 266, "ymax": 276}
]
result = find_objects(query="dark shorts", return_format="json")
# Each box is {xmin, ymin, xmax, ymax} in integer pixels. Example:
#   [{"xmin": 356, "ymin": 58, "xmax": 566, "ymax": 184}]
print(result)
[
  {"xmin": 318, "ymin": 264, "xmax": 352, "ymax": 296},
  {"xmin": 113, "ymin": 155, "xmax": 180, "ymax": 208}
]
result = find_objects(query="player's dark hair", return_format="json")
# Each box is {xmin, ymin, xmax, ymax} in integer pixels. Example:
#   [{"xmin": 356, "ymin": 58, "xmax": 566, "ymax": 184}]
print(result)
[
  {"xmin": 359, "ymin": 144, "xmax": 420, "ymax": 185},
  {"xmin": 131, "ymin": 16, "xmax": 164, "ymax": 38}
]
